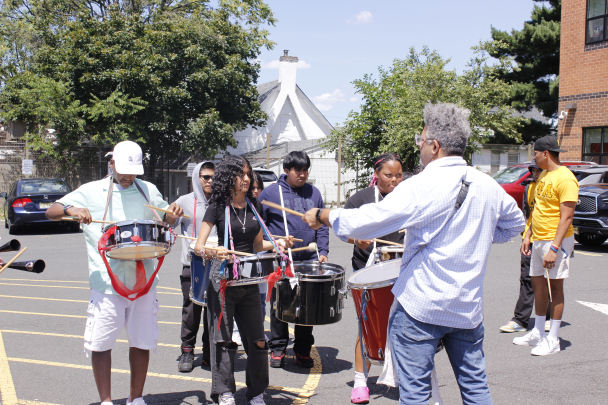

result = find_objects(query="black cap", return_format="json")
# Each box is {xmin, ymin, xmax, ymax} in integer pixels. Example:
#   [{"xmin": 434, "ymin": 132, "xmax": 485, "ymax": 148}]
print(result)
[{"xmin": 534, "ymin": 135, "xmax": 567, "ymax": 153}]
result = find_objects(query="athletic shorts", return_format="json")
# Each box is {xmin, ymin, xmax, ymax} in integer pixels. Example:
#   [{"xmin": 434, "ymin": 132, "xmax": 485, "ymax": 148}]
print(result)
[
  {"xmin": 84, "ymin": 288, "xmax": 159, "ymax": 353},
  {"xmin": 530, "ymin": 235, "xmax": 574, "ymax": 279}
]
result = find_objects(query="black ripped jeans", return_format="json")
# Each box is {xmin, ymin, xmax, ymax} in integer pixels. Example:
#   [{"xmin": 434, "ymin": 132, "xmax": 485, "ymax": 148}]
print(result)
[{"xmin": 207, "ymin": 279, "xmax": 268, "ymax": 402}]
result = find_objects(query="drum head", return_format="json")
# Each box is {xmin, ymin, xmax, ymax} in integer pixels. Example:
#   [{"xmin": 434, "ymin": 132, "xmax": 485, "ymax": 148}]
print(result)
[
  {"xmin": 190, "ymin": 236, "xmax": 218, "ymax": 250},
  {"xmin": 106, "ymin": 244, "xmax": 170, "ymax": 260},
  {"xmin": 292, "ymin": 262, "xmax": 344, "ymax": 277},
  {"xmin": 348, "ymin": 259, "xmax": 401, "ymax": 288}
]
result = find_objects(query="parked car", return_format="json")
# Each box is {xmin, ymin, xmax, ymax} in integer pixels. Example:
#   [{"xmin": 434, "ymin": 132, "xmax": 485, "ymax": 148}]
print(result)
[
  {"xmin": 492, "ymin": 162, "xmax": 595, "ymax": 210},
  {"xmin": 253, "ymin": 169, "xmax": 279, "ymax": 189},
  {"xmin": 572, "ymin": 184, "xmax": 608, "ymax": 246},
  {"xmin": 1, "ymin": 178, "xmax": 77, "ymax": 234},
  {"xmin": 570, "ymin": 165, "xmax": 608, "ymax": 186}
]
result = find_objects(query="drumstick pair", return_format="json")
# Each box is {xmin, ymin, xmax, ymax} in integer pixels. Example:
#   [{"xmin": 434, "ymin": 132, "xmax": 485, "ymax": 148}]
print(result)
[{"xmin": 62, "ymin": 216, "xmax": 116, "ymax": 224}]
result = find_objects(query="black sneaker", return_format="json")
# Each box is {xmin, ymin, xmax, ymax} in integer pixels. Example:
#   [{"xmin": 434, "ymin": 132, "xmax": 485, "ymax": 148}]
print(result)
[
  {"xmin": 178, "ymin": 349, "xmax": 195, "ymax": 372},
  {"xmin": 295, "ymin": 352, "xmax": 314, "ymax": 368},
  {"xmin": 270, "ymin": 350, "xmax": 285, "ymax": 368}
]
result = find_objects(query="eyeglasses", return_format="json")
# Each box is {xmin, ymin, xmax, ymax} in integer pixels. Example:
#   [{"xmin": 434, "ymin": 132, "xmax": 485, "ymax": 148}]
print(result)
[
  {"xmin": 200, "ymin": 175, "xmax": 213, "ymax": 181},
  {"xmin": 415, "ymin": 135, "xmax": 435, "ymax": 147}
]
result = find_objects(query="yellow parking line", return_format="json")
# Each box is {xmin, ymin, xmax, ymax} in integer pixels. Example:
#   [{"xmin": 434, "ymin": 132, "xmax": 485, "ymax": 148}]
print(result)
[
  {"xmin": 18, "ymin": 400, "xmax": 61, "ymax": 405},
  {"xmin": 574, "ymin": 251, "xmax": 603, "ymax": 257},
  {"xmin": 7, "ymin": 358, "xmax": 312, "ymax": 395},
  {"xmin": 0, "ymin": 295, "xmax": 182, "ymax": 309},
  {"xmin": 1, "ymin": 330, "xmax": 183, "ymax": 348},
  {"xmin": 0, "ymin": 283, "xmax": 180, "ymax": 295},
  {"xmin": 0, "ymin": 310, "xmax": 180, "ymax": 325},
  {"xmin": 0, "ymin": 329, "xmax": 19, "ymax": 405},
  {"xmin": 0, "ymin": 279, "xmax": 183, "ymax": 292}
]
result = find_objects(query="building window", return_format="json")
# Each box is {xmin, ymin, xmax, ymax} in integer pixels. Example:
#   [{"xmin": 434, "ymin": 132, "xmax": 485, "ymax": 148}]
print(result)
[
  {"xmin": 582, "ymin": 127, "xmax": 608, "ymax": 164},
  {"xmin": 508, "ymin": 153, "xmax": 520, "ymax": 166},
  {"xmin": 586, "ymin": 0, "xmax": 608, "ymax": 44}
]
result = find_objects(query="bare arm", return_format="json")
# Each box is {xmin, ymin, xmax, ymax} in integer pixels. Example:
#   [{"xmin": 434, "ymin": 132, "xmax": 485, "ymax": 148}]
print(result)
[
  {"xmin": 193, "ymin": 220, "xmax": 214, "ymax": 255},
  {"xmin": 253, "ymin": 229, "xmax": 293, "ymax": 253},
  {"xmin": 45, "ymin": 202, "xmax": 92, "ymax": 225},
  {"xmin": 543, "ymin": 201, "xmax": 575, "ymax": 269},
  {"xmin": 162, "ymin": 202, "xmax": 184, "ymax": 225}
]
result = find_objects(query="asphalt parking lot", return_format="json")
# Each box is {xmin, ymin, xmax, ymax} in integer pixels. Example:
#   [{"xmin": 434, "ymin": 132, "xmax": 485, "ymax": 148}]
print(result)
[{"xmin": 1, "ymin": 222, "xmax": 607, "ymax": 405}]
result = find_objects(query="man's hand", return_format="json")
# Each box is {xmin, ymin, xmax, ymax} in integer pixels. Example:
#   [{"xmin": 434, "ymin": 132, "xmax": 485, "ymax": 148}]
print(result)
[
  {"xmin": 303, "ymin": 208, "xmax": 324, "ymax": 230},
  {"xmin": 319, "ymin": 255, "xmax": 328, "ymax": 263},
  {"xmin": 520, "ymin": 237, "xmax": 531, "ymax": 255},
  {"xmin": 66, "ymin": 207, "xmax": 93, "ymax": 225},
  {"xmin": 355, "ymin": 240, "xmax": 373, "ymax": 250},
  {"xmin": 543, "ymin": 249, "xmax": 557, "ymax": 269},
  {"xmin": 277, "ymin": 236, "xmax": 295, "ymax": 250},
  {"xmin": 163, "ymin": 202, "xmax": 184, "ymax": 225}
]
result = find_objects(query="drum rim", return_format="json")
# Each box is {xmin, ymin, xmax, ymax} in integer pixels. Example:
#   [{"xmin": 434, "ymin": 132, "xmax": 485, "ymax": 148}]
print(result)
[
  {"xmin": 105, "ymin": 242, "xmax": 171, "ymax": 261},
  {"xmin": 103, "ymin": 219, "xmax": 170, "ymax": 232},
  {"xmin": 379, "ymin": 246, "xmax": 404, "ymax": 253},
  {"xmin": 290, "ymin": 261, "xmax": 345, "ymax": 280},
  {"xmin": 347, "ymin": 278, "xmax": 397, "ymax": 290},
  {"xmin": 226, "ymin": 277, "xmax": 268, "ymax": 286}
]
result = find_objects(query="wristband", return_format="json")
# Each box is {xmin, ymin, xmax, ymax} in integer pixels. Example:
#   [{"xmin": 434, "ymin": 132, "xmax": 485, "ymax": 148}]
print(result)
[
  {"xmin": 315, "ymin": 208, "xmax": 323, "ymax": 222},
  {"xmin": 63, "ymin": 205, "xmax": 73, "ymax": 216},
  {"xmin": 549, "ymin": 244, "xmax": 559, "ymax": 253}
]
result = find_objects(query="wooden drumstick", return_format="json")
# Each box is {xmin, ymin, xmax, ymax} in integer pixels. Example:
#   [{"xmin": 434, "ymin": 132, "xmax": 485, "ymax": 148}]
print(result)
[
  {"xmin": 177, "ymin": 235, "xmax": 197, "ymax": 240},
  {"xmin": 197, "ymin": 245, "xmax": 251, "ymax": 257},
  {"xmin": 271, "ymin": 234, "xmax": 304, "ymax": 242},
  {"xmin": 399, "ymin": 229, "xmax": 406, "ymax": 233},
  {"xmin": 373, "ymin": 238, "xmax": 402, "ymax": 247},
  {"xmin": 144, "ymin": 204, "xmax": 191, "ymax": 219},
  {"xmin": 62, "ymin": 217, "xmax": 116, "ymax": 224},
  {"xmin": 261, "ymin": 200, "xmax": 304, "ymax": 218},
  {"xmin": 0, "ymin": 247, "xmax": 28, "ymax": 275},
  {"xmin": 545, "ymin": 268, "xmax": 552, "ymax": 302},
  {"xmin": 290, "ymin": 242, "xmax": 318, "ymax": 253}
]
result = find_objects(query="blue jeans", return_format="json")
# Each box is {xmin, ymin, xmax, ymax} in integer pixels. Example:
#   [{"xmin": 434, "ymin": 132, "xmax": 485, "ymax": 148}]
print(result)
[{"xmin": 389, "ymin": 303, "xmax": 492, "ymax": 405}]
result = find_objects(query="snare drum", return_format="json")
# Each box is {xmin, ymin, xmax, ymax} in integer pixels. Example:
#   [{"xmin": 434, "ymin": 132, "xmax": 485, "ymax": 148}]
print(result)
[
  {"xmin": 224, "ymin": 253, "xmax": 279, "ymax": 286},
  {"xmin": 378, "ymin": 246, "xmax": 403, "ymax": 262},
  {"xmin": 347, "ymin": 259, "xmax": 400, "ymax": 365},
  {"xmin": 102, "ymin": 220, "xmax": 175, "ymax": 260},
  {"xmin": 274, "ymin": 262, "xmax": 346, "ymax": 326},
  {"xmin": 188, "ymin": 237, "xmax": 218, "ymax": 307}
]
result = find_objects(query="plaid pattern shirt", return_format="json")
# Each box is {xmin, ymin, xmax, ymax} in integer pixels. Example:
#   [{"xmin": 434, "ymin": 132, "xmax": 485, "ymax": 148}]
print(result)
[{"xmin": 329, "ymin": 157, "xmax": 525, "ymax": 329}]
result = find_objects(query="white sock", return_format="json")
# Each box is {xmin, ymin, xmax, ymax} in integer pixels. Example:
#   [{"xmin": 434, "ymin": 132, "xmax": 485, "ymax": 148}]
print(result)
[
  {"xmin": 127, "ymin": 397, "xmax": 142, "ymax": 405},
  {"xmin": 533, "ymin": 315, "xmax": 546, "ymax": 338},
  {"xmin": 354, "ymin": 371, "xmax": 367, "ymax": 388},
  {"xmin": 548, "ymin": 319, "xmax": 561, "ymax": 343},
  {"xmin": 101, "ymin": 402, "xmax": 113, "ymax": 405}
]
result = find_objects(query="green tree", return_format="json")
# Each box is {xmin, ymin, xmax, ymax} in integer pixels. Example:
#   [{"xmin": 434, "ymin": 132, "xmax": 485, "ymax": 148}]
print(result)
[
  {"xmin": 328, "ymin": 46, "xmax": 523, "ymax": 186},
  {"xmin": 484, "ymin": 0, "xmax": 561, "ymax": 143},
  {"xmin": 0, "ymin": 0, "xmax": 275, "ymax": 166}
]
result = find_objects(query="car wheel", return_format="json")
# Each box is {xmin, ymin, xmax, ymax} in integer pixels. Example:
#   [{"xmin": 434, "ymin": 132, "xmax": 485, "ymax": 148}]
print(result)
[
  {"xmin": 574, "ymin": 233, "xmax": 608, "ymax": 246},
  {"xmin": 8, "ymin": 220, "xmax": 19, "ymax": 235},
  {"xmin": 70, "ymin": 222, "xmax": 81, "ymax": 233}
]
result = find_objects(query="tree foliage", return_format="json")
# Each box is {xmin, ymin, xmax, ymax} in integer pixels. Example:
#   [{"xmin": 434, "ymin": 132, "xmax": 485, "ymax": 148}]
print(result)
[
  {"xmin": 483, "ymin": 0, "xmax": 561, "ymax": 142},
  {"xmin": 0, "ymin": 0, "xmax": 276, "ymax": 165},
  {"xmin": 327, "ymin": 46, "xmax": 523, "ymax": 185}
]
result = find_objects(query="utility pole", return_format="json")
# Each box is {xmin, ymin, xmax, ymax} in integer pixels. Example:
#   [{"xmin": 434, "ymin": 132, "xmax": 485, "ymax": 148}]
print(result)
[
  {"xmin": 337, "ymin": 135, "xmax": 342, "ymax": 207},
  {"xmin": 266, "ymin": 133, "xmax": 271, "ymax": 169}
]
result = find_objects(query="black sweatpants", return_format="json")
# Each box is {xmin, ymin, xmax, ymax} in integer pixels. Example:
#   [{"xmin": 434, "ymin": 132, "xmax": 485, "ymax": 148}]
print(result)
[
  {"xmin": 512, "ymin": 246, "xmax": 551, "ymax": 329},
  {"xmin": 180, "ymin": 265, "xmax": 209, "ymax": 351}
]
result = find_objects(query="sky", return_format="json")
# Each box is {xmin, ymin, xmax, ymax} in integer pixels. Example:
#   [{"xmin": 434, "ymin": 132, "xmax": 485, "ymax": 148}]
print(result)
[{"xmin": 254, "ymin": 0, "xmax": 539, "ymax": 127}]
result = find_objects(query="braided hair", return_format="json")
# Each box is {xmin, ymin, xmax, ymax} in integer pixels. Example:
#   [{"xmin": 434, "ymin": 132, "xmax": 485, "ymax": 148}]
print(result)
[
  {"xmin": 209, "ymin": 155, "xmax": 254, "ymax": 207},
  {"xmin": 369, "ymin": 153, "xmax": 403, "ymax": 186}
]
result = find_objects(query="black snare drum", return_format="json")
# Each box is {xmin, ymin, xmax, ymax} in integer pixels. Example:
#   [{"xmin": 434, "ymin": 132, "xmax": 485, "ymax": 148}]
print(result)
[
  {"xmin": 102, "ymin": 220, "xmax": 175, "ymax": 260},
  {"xmin": 274, "ymin": 262, "xmax": 346, "ymax": 326},
  {"xmin": 213, "ymin": 253, "xmax": 280, "ymax": 286}
]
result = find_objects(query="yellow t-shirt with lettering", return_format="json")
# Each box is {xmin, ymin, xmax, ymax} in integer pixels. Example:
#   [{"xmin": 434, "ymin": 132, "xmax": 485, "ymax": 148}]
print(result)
[
  {"xmin": 531, "ymin": 166, "xmax": 579, "ymax": 241},
  {"xmin": 523, "ymin": 182, "xmax": 537, "ymax": 242}
]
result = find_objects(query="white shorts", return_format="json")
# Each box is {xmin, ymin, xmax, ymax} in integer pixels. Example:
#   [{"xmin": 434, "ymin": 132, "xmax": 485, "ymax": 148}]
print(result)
[
  {"xmin": 530, "ymin": 235, "xmax": 574, "ymax": 279},
  {"xmin": 84, "ymin": 288, "xmax": 159, "ymax": 353}
]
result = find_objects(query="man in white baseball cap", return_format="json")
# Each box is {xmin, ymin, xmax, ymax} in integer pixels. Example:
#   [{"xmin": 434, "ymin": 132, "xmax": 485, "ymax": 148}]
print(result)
[{"xmin": 46, "ymin": 140, "xmax": 184, "ymax": 405}]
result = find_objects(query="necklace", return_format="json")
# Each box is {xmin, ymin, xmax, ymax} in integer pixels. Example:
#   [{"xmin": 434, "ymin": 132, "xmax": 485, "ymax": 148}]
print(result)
[{"xmin": 231, "ymin": 203, "xmax": 247, "ymax": 233}]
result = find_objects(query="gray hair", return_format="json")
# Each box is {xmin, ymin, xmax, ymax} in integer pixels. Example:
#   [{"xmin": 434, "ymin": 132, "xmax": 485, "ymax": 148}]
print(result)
[{"xmin": 423, "ymin": 102, "xmax": 471, "ymax": 156}]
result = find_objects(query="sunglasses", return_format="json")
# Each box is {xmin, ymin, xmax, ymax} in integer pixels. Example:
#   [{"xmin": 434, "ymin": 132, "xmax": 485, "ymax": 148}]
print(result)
[{"xmin": 200, "ymin": 175, "xmax": 213, "ymax": 181}]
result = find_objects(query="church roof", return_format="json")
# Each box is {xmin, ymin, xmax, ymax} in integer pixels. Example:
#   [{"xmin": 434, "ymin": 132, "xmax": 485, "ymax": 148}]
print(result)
[{"xmin": 257, "ymin": 80, "xmax": 280, "ymax": 103}]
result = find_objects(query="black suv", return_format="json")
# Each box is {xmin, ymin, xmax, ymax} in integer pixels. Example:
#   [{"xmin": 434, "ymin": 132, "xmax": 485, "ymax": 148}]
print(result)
[{"xmin": 572, "ymin": 184, "xmax": 608, "ymax": 246}]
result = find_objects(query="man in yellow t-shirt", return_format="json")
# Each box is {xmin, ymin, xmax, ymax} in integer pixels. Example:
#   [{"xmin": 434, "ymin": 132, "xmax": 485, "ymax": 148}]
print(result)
[{"xmin": 514, "ymin": 136, "xmax": 578, "ymax": 356}]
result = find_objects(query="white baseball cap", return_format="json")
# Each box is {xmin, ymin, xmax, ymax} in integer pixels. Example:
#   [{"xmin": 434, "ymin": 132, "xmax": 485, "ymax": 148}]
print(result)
[{"xmin": 112, "ymin": 141, "xmax": 144, "ymax": 175}]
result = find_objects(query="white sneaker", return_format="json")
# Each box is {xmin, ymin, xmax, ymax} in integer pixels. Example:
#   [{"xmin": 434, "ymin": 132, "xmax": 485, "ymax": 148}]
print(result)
[
  {"xmin": 248, "ymin": 393, "xmax": 266, "ymax": 405},
  {"xmin": 545, "ymin": 320, "xmax": 551, "ymax": 332},
  {"xmin": 219, "ymin": 392, "xmax": 236, "ymax": 405},
  {"xmin": 499, "ymin": 321, "xmax": 526, "ymax": 333},
  {"xmin": 513, "ymin": 331, "xmax": 542, "ymax": 346},
  {"xmin": 232, "ymin": 330, "xmax": 242, "ymax": 346},
  {"xmin": 531, "ymin": 337, "xmax": 561, "ymax": 356},
  {"xmin": 127, "ymin": 398, "xmax": 146, "ymax": 405}
]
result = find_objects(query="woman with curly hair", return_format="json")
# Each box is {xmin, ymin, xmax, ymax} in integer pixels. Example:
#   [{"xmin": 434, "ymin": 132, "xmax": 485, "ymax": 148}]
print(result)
[{"xmin": 193, "ymin": 155, "xmax": 293, "ymax": 405}]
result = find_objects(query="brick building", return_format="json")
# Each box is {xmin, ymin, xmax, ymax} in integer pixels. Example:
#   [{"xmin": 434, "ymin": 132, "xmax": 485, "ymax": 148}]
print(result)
[{"xmin": 559, "ymin": 0, "xmax": 608, "ymax": 162}]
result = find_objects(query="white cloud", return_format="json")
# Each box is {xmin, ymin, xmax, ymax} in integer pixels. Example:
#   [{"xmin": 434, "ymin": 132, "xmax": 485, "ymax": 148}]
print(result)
[
  {"xmin": 311, "ymin": 89, "xmax": 348, "ymax": 111},
  {"xmin": 349, "ymin": 11, "xmax": 373, "ymax": 24},
  {"xmin": 259, "ymin": 59, "xmax": 312, "ymax": 70}
]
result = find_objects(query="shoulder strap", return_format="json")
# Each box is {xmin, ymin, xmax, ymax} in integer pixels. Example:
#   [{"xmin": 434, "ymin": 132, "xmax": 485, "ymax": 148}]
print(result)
[{"xmin": 134, "ymin": 179, "xmax": 163, "ymax": 222}]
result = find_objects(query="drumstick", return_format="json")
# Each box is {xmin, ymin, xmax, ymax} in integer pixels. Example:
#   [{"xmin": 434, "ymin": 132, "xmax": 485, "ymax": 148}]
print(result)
[
  {"xmin": 271, "ymin": 234, "xmax": 304, "ymax": 242},
  {"xmin": 545, "ymin": 268, "xmax": 552, "ymax": 302},
  {"xmin": 261, "ymin": 200, "xmax": 304, "ymax": 218},
  {"xmin": 399, "ymin": 229, "xmax": 406, "ymax": 233},
  {"xmin": 62, "ymin": 217, "xmax": 116, "ymax": 224},
  {"xmin": 177, "ymin": 235, "xmax": 197, "ymax": 240},
  {"xmin": 0, "ymin": 247, "xmax": 28, "ymax": 275},
  {"xmin": 144, "ymin": 204, "xmax": 191, "ymax": 219},
  {"xmin": 290, "ymin": 242, "xmax": 317, "ymax": 253},
  {"xmin": 373, "ymin": 238, "xmax": 402, "ymax": 247}
]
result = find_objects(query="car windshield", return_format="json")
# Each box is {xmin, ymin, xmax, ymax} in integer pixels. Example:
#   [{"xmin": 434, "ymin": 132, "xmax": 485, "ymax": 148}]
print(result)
[
  {"xmin": 256, "ymin": 172, "xmax": 278, "ymax": 182},
  {"xmin": 492, "ymin": 167, "xmax": 529, "ymax": 184},
  {"xmin": 18, "ymin": 180, "xmax": 69, "ymax": 195}
]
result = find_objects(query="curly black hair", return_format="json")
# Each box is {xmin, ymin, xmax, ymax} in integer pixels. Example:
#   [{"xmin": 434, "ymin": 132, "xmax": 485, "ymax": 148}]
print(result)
[{"xmin": 209, "ymin": 155, "xmax": 254, "ymax": 207}]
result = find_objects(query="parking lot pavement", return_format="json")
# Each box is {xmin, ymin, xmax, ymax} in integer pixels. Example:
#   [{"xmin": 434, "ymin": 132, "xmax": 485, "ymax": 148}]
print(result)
[{"xmin": 1, "ymin": 223, "xmax": 608, "ymax": 405}]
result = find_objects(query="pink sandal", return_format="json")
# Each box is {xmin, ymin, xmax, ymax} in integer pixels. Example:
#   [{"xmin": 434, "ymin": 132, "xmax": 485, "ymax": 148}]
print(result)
[{"xmin": 351, "ymin": 386, "xmax": 370, "ymax": 404}]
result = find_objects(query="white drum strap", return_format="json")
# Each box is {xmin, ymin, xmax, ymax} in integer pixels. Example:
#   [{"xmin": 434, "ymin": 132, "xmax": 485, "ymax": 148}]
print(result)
[{"xmin": 278, "ymin": 187, "xmax": 294, "ymax": 264}]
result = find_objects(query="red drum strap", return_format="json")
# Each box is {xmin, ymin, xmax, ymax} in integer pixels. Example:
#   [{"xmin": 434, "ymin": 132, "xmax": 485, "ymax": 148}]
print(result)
[{"xmin": 98, "ymin": 225, "xmax": 164, "ymax": 301}]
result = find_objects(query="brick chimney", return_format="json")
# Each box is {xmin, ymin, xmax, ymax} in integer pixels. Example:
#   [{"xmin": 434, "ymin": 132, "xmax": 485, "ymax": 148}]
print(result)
[{"xmin": 278, "ymin": 50, "xmax": 298, "ymax": 91}]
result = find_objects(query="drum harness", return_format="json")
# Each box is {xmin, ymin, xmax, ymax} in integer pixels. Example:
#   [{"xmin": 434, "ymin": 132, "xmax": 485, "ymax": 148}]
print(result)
[
  {"xmin": 97, "ymin": 176, "xmax": 169, "ymax": 301},
  {"xmin": 357, "ymin": 170, "xmax": 471, "ymax": 378}
]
